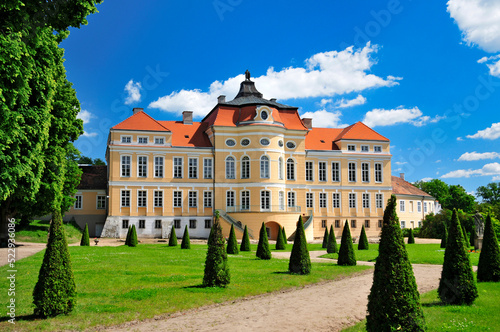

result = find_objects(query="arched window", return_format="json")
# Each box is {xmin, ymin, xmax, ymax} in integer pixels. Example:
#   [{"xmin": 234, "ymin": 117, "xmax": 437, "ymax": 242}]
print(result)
[
  {"xmin": 260, "ymin": 155, "xmax": 270, "ymax": 178},
  {"xmin": 287, "ymin": 158, "xmax": 295, "ymax": 180},
  {"xmin": 226, "ymin": 156, "xmax": 235, "ymax": 179},
  {"xmin": 241, "ymin": 156, "xmax": 250, "ymax": 179},
  {"xmin": 278, "ymin": 157, "xmax": 283, "ymax": 180}
]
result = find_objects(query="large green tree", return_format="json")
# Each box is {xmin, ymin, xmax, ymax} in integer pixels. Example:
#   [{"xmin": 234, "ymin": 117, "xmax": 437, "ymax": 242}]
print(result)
[
  {"xmin": 476, "ymin": 182, "xmax": 500, "ymax": 205},
  {"xmin": 414, "ymin": 180, "xmax": 476, "ymax": 213}
]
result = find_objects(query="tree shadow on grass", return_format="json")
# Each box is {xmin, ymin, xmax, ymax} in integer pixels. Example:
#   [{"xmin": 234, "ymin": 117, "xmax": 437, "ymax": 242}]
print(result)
[
  {"xmin": 421, "ymin": 300, "xmax": 446, "ymax": 307},
  {"xmin": 271, "ymin": 271, "xmax": 291, "ymax": 275},
  {"xmin": 182, "ymin": 284, "xmax": 227, "ymax": 292},
  {"xmin": 0, "ymin": 313, "xmax": 39, "ymax": 323}
]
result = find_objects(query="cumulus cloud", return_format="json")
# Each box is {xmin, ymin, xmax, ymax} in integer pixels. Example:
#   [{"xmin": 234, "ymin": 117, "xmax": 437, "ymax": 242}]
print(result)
[
  {"xmin": 300, "ymin": 109, "xmax": 348, "ymax": 129},
  {"xmin": 149, "ymin": 43, "xmax": 399, "ymax": 118},
  {"xmin": 458, "ymin": 151, "xmax": 500, "ymax": 161},
  {"xmin": 124, "ymin": 79, "xmax": 142, "ymax": 105},
  {"xmin": 441, "ymin": 162, "xmax": 500, "ymax": 178},
  {"xmin": 362, "ymin": 106, "xmax": 443, "ymax": 127},
  {"xmin": 335, "ymin": 95, "xmax": 367, "ymax": 108},
  {"xmin": 420, "ymin": 177, "xmax": 433, "ymax": 182},
  {"xmin": 466, "ymin": 122, "xmax": 500, "ymax": 140},
  {"xmin": 394, "ymin": 161, "xmax": 407, "ymax": 165},
  {"xmin": 77, "ymin": 110, "xmax": 95, "ymax": 124},
  {"xmin": 81, "ymin": 131, "xmax": 98, "ymax": 138}
]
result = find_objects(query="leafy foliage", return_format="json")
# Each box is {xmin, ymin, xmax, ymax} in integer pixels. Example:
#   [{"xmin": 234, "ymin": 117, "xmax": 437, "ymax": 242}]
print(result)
[
  {"xmin": 181, "ymin": 225, "xmax": 190, "ymax": 249},
  {"xmin": 33, "ymin": 211, "xmax": 76, "ymax": 317},
  {"xmin": 419, "ymin": 209, "xmax": 473, "ymax": 239},
  {"xmin": 80, "ymin": 223, "xmax": 89, "ymax": 246},
  {"xmin": 124, "ymin": 226, "xmax": 131, "ymax": 246},
  {"xmin": 128, "ymin": 225, "xmax": 138, "ymax": 247},
  {"xmin": 326, "ymin": 225, "xmax": 337, "ymax": 254},
  {"xmin": 358, "ymin": 224, "xmax": 369, "ymax": 250},
  {"xmin": 476, "ymin": 182, "xmax": 500, "ymax": 205},
  {"xmin": 440, "ymin": 225, "xmax": 447, "ymax": 248},
  {"xmin": 408, "ymin": 228, "xmax": 415, "ymax": 244},
  {"xmin": 415, "ymin": 180, "xmax": 476, "ymax": 213},
  {"xmin": 438, "ymin": 209, "xmax": 478, "ymax": 305},
  {"xmin": 256, "ymin": 222, "xmax": 271, "ymax": 260},
  {"xmin": 338, "ymin": 221, "xmax": 356, "ymax": 266},
  {"xmin": 366, "ymin": 194, "xmax": 426, "ymax": 331},
  {"xmin": 288, "ymin": 216, "xmax": 311, "ymax": 274},
  {"xmin": 282, "ymin": 226, "xmax": 287, "ymax": 245},
  {"xmin": 240, "ymin": 225, "xmax": 251, "ymax": 252},
  {"xmin": 226, "ymin": 224, "xmax": 238, "ymax": 254},
  {"xmin": 168, "ymin": 225, "xmax": 177, "ymax": 247},
  {"xmin": 275, "ymin": 226, "xmax": 286, "ymax": 250},
  {"xmin": 203, "ymin": 212, "xmax": 230, "ymax": 287},
  {"xmin": 477, "ymin": 214, "xmax": 500, "ymax": 282},
  {"xmin": 322, "ymin": 227, "xmax": 328, "ymax": 249}
]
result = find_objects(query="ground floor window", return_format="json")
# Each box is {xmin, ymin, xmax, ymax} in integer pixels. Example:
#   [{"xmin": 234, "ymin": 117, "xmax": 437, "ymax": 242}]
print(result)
[
  {"xmin": 139, "ymin": 219, "xmax": 145, "ymax": 229},
  {"xmin": 319, "ymin": 193, "xmax": 327, "ymax": 208},
  {"xmin": 205, "ymin": 219, "xmax": 212, "ymax": 229},
  {"xmin": 378, "ymin": 220, "xmax": 382, "ymax": 228},
  {"xmin": 174, "ymin": 219, "xmax": 181, "ymax": 228},
  {"xmin": 122, "ymin": 219, "xmax": 129, "ymax": 228},
  {"xmin": 155, "ymin": 220, "xmax": 162, "ymax": 229},
  {"xmin": 365, "ymin": 220, "xmax": 370, "ymax": 228},
  {"xmin": 401, "ymin": 220, "xmax": 406, "ymax": 228},
  {"xmin": 335, "ymin": 220, "xmax": 340, "ymax": 228},
  {"xmin": 189, "ymin": 219, "xmax": 197, "ymax": 229},
  {"xmin": 351, "ymin": 220, "xmax": 357, "ymax": 228},
  {"xmin": 74, "ymin": 195, "xmax": 83, "ymax": 209},
  {"xmin": 321, "ymin": 220, "xmax": 327, "ymax": 228}
]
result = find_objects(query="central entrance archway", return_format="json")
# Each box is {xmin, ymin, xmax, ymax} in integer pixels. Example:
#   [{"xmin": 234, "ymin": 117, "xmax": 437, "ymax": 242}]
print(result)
[{"xmin": 265, "ymin": 221, "xmax": 281, "ymax": 240}]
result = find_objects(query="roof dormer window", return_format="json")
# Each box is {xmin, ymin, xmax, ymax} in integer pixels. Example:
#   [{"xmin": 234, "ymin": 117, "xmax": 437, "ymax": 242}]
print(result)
[{"xmin": 347, "ymin": 144, "xmax": 356, "ymax": 151}]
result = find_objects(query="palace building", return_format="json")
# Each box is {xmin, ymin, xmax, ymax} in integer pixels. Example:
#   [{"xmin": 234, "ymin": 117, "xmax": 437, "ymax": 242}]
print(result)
[{"xmin": 93, "ymin": 74, "xmax": 437, "ymax": 241}]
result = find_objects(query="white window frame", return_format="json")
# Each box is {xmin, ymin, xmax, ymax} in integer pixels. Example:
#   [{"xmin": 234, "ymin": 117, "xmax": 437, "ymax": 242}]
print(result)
[
  {"xmin": 121, "ymin": 135, "xmax": 131, "ymax": 144},
  {"xmin": 96, "ymin": 195, "xmax": 106, "ymax": 209},
  {"xmin": 374, "ymin": 145, "xmax": 382, "ymax": 153},
  {"xmin": 401, "ymin": 220, "xmax": 406, "ymax": 229},
  {"xmin": 362, "ymin": 193, "xmax": 370, "ymax": 209},
  {"xmin": 154, "ymin": 137, "xmax": 165, "ymax": 145},
  {"xmin": 361, "ymin": 162, "xmax": 370, "ymax": 183},
  {"xmin": 241, "ymin": 156, "xmax": 250, "ymax": 179},
  {"xmin": 376, "ymin": 193, "xmax": 383, "ymax": 209},
  {"xmin": 154, "ymin": 190, "xmax": 163, "ymax": 208},
  {"xmin": 348, "ymin": 162, "xmax": 357, "ymax": 182},
  {"xmin": 188, "ymin": 191, "xmax": 198, "ymax": 208},
  {"xmin": 332, "ymin": 193, "xmax": 340, "ymax": 208},
  {"xmin": 173, "ymin": 157, "xmax": 183, "ymax": 179},
  {"xmin": 320, "ymin": 193, "xmax": 327, "ymax": 208},
  {"xmin": 261, "ymin": 190, "xmax": 271, "ymax": 211},
  {"xmin": 306, "ymin": 192, "xmax": 314, "ymax": 208},
  {"xmin": 173, "ymin": 191, "xmax": 182, "ymax": 208},
  {"xmin": 400, "ymin": 200, "xmax": 405, "ymax": 212},
  {"xmin": 260, "ymin": 155, "xmax": 270, "ymax": 179},
  {"xmin": 287, "ymin": 191, "xmax": 296, "ymax": 208},
  {"xmin": 287, "ymin": 158, "xmax": 295, "ymax": 180},
  {"xmin": 74, "ymin": 195, "xmax": 83, "ymax": 209},
  {"xmin": 203, "ymin": 191, "xmax": 212, "ymax": 208},
  {"xmin": 318, "ymin": 161, "xmax": 327, "ymax": 182},
  {"xmin": 154, "ymin": 156, "xmax": 164, "ymax": 178},
  {"xmin": 226, "ymin": 190, "xmax": 235, "ymax": 208},
  {"xmin": 203, "ymin": 158, "xmax": 213, "ymax": 179},
  {"xmin": 417, "ymin": 201, "xmax": 422, "ymax": 213},
  {"xmin": 305, "ymin": 161, "xmax": 313, "ymax": 181},
  {"xmin": 424, "ymin": 202, "xmax": 428, "ymax": 213},
  {"xmin": 138, "ymin": 136, "xmax": 148, "ymax": 144},
  {"xmin": 279, "ymin": 191, "xmax": 285, "ymax": 211},
  {"xmin": 349, "ymin": 193, "xmax": 357, "ymax": 209},
  {"xmin": 121, "ymin": 190, "xmax": 130, "ymax": 207},
  {"xmin": 332, "ymin": 162, "xmax": 340, "ymax": 182},
  {"xmin": 137, "ymin": 190, "xmax": 147, "ymax": 208},
  {"xmin": 137, "ymin": 156, "xmax": 148, "ymax": 178},
  {"xmin": 226, "ymin": 156, "xmax": 236, "ymax": 179},
  {"xmin": 121, "ymin": 155, "xmax": 131, "ymax": 177},
  {"xmin": 361, "ymin": 145, "xmax": 369, "ymax": 152},
  {"xmin": 241, "ymin": 190, "xmax": 250, "ymax": 210},
  {"xmin": 188, "ymin": 157, "xmax": 198, "ymax": 179},
  {"xmin": 278, "ymin": 157, "xmax": 284, "ymax": 180},
  {"xmin": 347, "ymin": 144, "xmax": 356, "ymax": 151},
  {"xmin": 374, "ymin": 163, "xmax": 383, "ymax": 183}
]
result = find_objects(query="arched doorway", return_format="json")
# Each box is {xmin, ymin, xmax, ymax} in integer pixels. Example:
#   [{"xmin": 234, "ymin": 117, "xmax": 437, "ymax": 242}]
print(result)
[{"xmin": 265, "ymin": 221, "xmax": 281, "ymax": 240}]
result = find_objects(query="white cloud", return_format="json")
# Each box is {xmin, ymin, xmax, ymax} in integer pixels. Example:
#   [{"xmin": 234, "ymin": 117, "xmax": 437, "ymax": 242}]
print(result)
[
  {"xmin": 457, "ymin": 137, "xmax": 464, "ymax": 141},
  {"xmin": 124, "ymin": 79, "xmax": 142, "ymax": 105},
  {"xmin": 441, "ymin": 162, "xmax": 500, "ymax": 178},
  {"xmin": 362, "ymin": 106, "xmax": 443, "ymax": 127},
  {"xmin": 466, "ymin": 122, "xmax": 500, "ymax": 140},
  {"xmin": 81, "ymin": 131, "xmax": 98, "ymax": 138},
  {"xmin": 335, "ymin": 95, "xmax": 367, "ymax": 109},
  {"xmin": 76, "ymin": 110, "xmax": 95, "ymax": 124},
  {"xmin": 300, "ymin": 109, "xmax": 348, "ymax": 128},
  {"xmin": 420, "ymin": 177, "xmax": 433, "ymax": 182},
  {"xmin": 458, "ymin": 151, "xmax": 500, "ymax": 161},
  {"xmin": 149, "ymin": 43, "xmax": 399, "ymax": 118},
  {"xmin": 435, "ymin": 160, "xmax": 442, "ymax": 163},
  {"xmin": 493, "ymin": 176, "xmax": 500, "ymax": 181},
  {"xmin": 394, "ymin": 161, "xmax": 407, "ymax": 165}
]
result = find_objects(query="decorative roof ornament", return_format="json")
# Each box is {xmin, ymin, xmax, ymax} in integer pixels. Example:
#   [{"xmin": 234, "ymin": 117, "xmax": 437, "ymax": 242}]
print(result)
[{"xmin": 245, "ymin": 69, "xmax": 251, "ymax": 81}]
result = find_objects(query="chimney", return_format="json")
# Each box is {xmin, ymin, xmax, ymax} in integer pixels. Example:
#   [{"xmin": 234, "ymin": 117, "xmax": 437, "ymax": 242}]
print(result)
[
  {"xmin": 270, "ymin": 98, "xmax": 277, "ymax": 102},
  {"xmin": 132, "ymin": 107, "xmax": 143, "ymax": 114},
  {"xmin": 302, "ymin": 118, "xmax": 313, "ymax": 129},
  {"xmin": 217, "ymin": 95, "xmax": 226, "ymax": 103},
  {"xmin": 400, "ymin": 173, "xmax": 405, "ymax": 181},
  {"xmin": 182, "ymin": 111, "xmax": 193, "ymax": 125}
]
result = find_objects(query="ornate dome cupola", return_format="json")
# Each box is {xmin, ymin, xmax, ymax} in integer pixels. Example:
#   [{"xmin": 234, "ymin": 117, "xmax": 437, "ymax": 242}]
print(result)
[{"xmin": 234, "ymin": 70, "xmax": 263, "ymax": 99}]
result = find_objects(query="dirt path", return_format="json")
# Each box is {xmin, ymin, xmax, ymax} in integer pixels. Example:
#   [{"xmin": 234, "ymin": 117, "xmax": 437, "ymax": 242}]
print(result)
[{"xmin": 106, "ymin": 252, "xmax": 442, "ymax": 332}]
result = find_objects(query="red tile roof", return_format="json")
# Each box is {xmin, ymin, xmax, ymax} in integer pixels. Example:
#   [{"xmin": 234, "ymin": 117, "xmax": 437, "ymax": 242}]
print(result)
[
  {"xmin": 392, "ymin": 176, "xmax": 432, "ymax": 197},
  {"xmin": 78, "ymin": 165, "xmax": 107, "ymax": 190},
  {"xmin": 335, "ymin": 122, "xmax": 389, "ymax": 142},
  {"xmin": 158, "ymin": 121, "xmax": 212, "ymax": 147},
  {"xmin": 112, "ymin": 111, "xmax": 170, "ymax": 131},
  {"xmin": 305, "ymin": 128, "xmax": 343, "ymax": 150}
]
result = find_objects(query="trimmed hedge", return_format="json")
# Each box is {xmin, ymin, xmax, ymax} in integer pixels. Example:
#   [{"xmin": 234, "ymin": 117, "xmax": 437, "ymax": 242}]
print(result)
[
  {"xmin": 358, "ymin": 224, "xmax": 369, "ymax": 250},
  {"xmin": 322, "ymin": 227, "xmax": 329, "ymax": 249},
  {"xmin": 326, "ymin": 225, "xmax": 337, "ymax": 254},
  {"xmin": 80, "ymin": 223, "xmax": 90, "ymax": 246},
  {"xmin": 440, "ymin": 224, "xmax": 447, "ymax": 248},
  {"xmin": 124, "ymin": 226, "xmax": 131, "ymax": 246},
  {"xmin": 477, "ymin": 214, "xmax": 500, "ymax": 282},
  {"xmin": 203, "ymin": 212, "xmax": 230, "ymax": 287},
  {"xmin": 256, "ymin": 222, "xmax": 271, "ymax": 260},
  {"xmin": 226, "ymin": 224, "xmax": 239, "ymax": 254},
  {"xmin": 282, "ymin": 226, "xmax": 288, "ymax": 245},
  {"xmin": 128, "ymin": 225, "xmax": 138, "ymax": 247},
  {"xmin": 337, "ymin": 221, "xmax": 356, "ymax": 266},
  {"xmin": 181, "ymin": 225, "xmax": 191, "ymax": 249},
  {"xmin": 288, "ymin": 216, "xmax": 311, "ymax": 274},
  {"xmin": 275, "ymin": 226, "xmax": 286, "ymax": 250},
  {"xmin": 240, "ymin": 225, "xmax": 251, "ymax": 252},
  {"xmin": 407, "ymin": 228, "xmax": 415, "ymax": 244},
  {"xmin": 169, "ymin": 225, "xmax": 178, "ymax": 247}
]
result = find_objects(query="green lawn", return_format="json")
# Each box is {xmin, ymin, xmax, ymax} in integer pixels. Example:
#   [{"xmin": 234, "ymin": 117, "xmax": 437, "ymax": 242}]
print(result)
[
  {"xmin": 343, "ymin": 282, "xmax": 500, "ymax": 331},
  {"xmin": 15, "ymin": 220, "xmax": 83, "ymax": 244},
  {"xmin": 1, "ymin": 244, "xmax": 370, "ymax": 331},
  {"xmin": 320, "ymin": 243, "xmax": 480, "ymax": 266}
]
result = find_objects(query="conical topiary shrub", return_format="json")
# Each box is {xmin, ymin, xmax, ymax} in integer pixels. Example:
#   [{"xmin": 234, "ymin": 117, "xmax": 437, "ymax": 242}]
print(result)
[
  {"xmin": 358, "ymin": 224, "xmax": 369, "ymax": 250},
  {"xmin": 256, "ymin": 222, "xmax": 271, "ymax": 260},
  {"xmin": 282, "ymin": 226, "xmax": 288, "ymax": 245},
  {"xmin": 366, "ymin": 194, "xmax": 426, "ymax": 331},
  {"xmin": 80, "ymin": 223, "xmax": 90, "ymax": 246},
  {"xmin": 337, "ymin": 220, "xmax": 356, "ymax": 266},
  {"xmin": 240, "ymin": 225, "xmax": 251, "ymax": 252},
  {"xmin": 477, "ymin": 214, "xmax": 500, "ymax": 282},
  {"xmin": 33, "ymin": 211, "xmax": 77, "ymax": 317},
  {"xmin": 169, "ymin": 225, "xmax": 178, "ymax": 247},
  {"xmin": 322, "ymin": 227, "xmax": 329, "ymax": 249},
  {"xmin": 327, "ymin": 225, "xmax": 338, "ymax": 254},
  {"xmin": 124, "ymin": 226, "xmax": 132, "ymax": 246},
  {"xmin": 128, "ymin": 225, "xmax": 138, "ymax": 247},
  {"xmin": 275, "ymin": 226, "xmax": 286, "ymax": 250},
  {"xmin": 226, "ymin": 224, "xmax": 239, "ymax": 254},
  {"xmin": 438, "ymin": 209, "xmax": 478, "ymax": 305},
  {"xmin": 408, "ymin": 228, "xmax": 415, "ymax": 244},
  {"xmin": 440, "ymin": 224, "xmax": 447, "ymax": 249},
  {"xmin": 181, "ymin": 225, "xmax": 191, "ymax": 249},
  {"xmin": 203, "ymin": 212, "xmax": 230, "ymax": 287},
  {"xmin": 289, "ymin": 216, "xmax": 311, "ymax": 274}
]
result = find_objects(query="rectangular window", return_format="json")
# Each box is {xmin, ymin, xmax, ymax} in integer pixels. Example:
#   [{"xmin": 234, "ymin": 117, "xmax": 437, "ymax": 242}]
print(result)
[
  {"xmin": 424, "ymin": 202, "xmax": 428, "ymax": 213},
  {"xmin": 401, "ymin": 220, "xmax": 406, "ymax": 228},
  {"xmin": 203, "ymin": 158, "xmax": 213, "ymax": 179},
  {"xmin": 321, "ymin": 220, "xmax": 327, "ymax": 228},
  {"xmin": 400, "ymin": 200, "xmax": 405, "ymax": 212},
  {"xmin": 305, "ymin": 161, "xmax": 313, "ymax": 181},
  {"xmin": 287, "ymin": 159, "xmax": 295, "ymax": 180},
  {"xmin": 121, "ymin": 190, "xmax": 130, "ymax": 207},
  {"xmin": 378, "ymin": 220, "xmax": 383, "ymax": 228},
  {"xmin": 97, "ymin": 195, "xmax": 106, "ymax": 209},
  {"xmin": 374, "ymin": 146, "xmax": 382, "ymax": 153},
  {"xmin": 376, "ymin": 193, "xmax": 383, "ymax": 209},
  {"xmin": 121, "ymin": 155, "xmax": 131, "ymax": 177},
  {"xmin": 121, "ymin": 136, "xmax": 131, "ymax": 143},
  {"xmin": 279, "ymin": 191, "xmax": 284, "ymax": 211},
  {"xmin": 122, "ymin": 219, "xmax": 129, "ymax": 228},
  {"xmin": 261, "ymin": 191, "xmax": 270, "ymax": 210},
  {"xmin": 332, "ymin": 193, "xmax": 340, "ymax": 208},
  {"xmin": 204, "ymin": 191, "xmax": 212, "ymax": 208},
  {"xmin": 154, "ymin": 156, "xmax": 164, "ymax": 178},
  {"xmin": 241, "ymin": 191, "xmax": 250, "ymax": 210},
  {"xmin": 319, "ymin": 162, "xmax": 327, "ymax": 182},
  {"xmin": 349, "ymin": 193, "xmax": 356, "ymax": 208},
  {"xmin": 306, "ymin": 192, "xmax": 313, "ymax": 208},
  {"xmin": 361, "ymin": 163, "xmax": 370, "ymax": 182},
  {"xmin": 155, "ymin": 137, "xmax": 164, "ymax": 145},
  {"xmin": 348, "ymin": 162, "xmax": 356, "ymax": 182},
  {"xmin": 138, "ymin": 137, "xmax": 148, "ymax": 144},
  {"xmin": 173, "ymin": 157, "xmax": 183, "ymax": 178},
  {"xmin": 205, "ymin": 219, "xmax": 212, "ymax": 229},
  {"xmin": 155, "ymin": 220, "xmax": 162, "ymax": 229},
  {"xmin": 362, "ymin": 193, "xmax": 370, "ymax": 209},
  {"xmin": 173, "ymin": 191, "xmax": 182, "ymax": 208},
  {"xmin": 138, "ymin": 156, "xmax": 147, "ymax": 177},
  {"xmin": 335, "ymin": 220, "xmax": 340, "ymax": 228},
  {"xmin": 139, "ymin": 219, "xmax": 145, "ymax": 229},
  {"xmin": 417, "ymin": 201, "xmax": 422, "ymax": 213},
  {"xmin": 174, "ymin": 219, "xmax": 181, "ymax": 228},
  {"xmin": 361, "ymin": 145, "xmax": 369, "ymax": 152},
  {"xmin": 347, "ymin": 145, "xmax": 356, "ymax": 151},
  {"xmin": 189, "ymin": 219, "xmax": 197, "ymax": 229},
  {"xmin": 365, "ymin": 220, "xmax": 370, "ymax": 228},
  {"xmin": 137, "ymin": 190, "xmax": 147, "ymax": 207},
  {"xmin": 154, "ymin": 191, "xmax": 163, "ymax": 208},
  {"xmin": 188, "ymin": 158, "xmax": 198, "ymax": 179},
  {"xmin": 332, "ymin": 162, "xmax": 340, "ymax": 182},
  {"xmin": 320, "ymin": 193, "xmax": 327, "ymax": 208},
  {"xmin": 351, "ymin": 220, "xmax": 357, "ymax": 228},
  {"xmin": 74, "ymin": 195, "xmax": 82, "ymax": 209},
  {"xmin": 287, "ymin": 191, "xmax": 296, "ymax": 207},
  {"xmin": 241, "ymin": 157, "xmax": 250, "ymax": 179},
  {"xmin": 226, "ymin": 191, "xmax": 235, "ymax": 208},
  {"xmin": 188, "ymin": 191, "xmax": 197, "ymax": 208},
  {"xmin": 374, "ymin": 163, "xmax": 383, "ymax": 183},
  {"xmin": 418, "ymin": 221, "xmax": 422, "ymax": 228}
]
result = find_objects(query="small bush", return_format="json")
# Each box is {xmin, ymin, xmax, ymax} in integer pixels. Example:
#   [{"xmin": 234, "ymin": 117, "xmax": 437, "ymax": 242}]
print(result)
[
  {"xmin": 322, "ymin": 227, "xmax": 329, "ymax": 249},
  {"xmin": 477, "ymin": 214, "xmax": 500, "ymax": 282},
  {"xmin": 282, "ymin": 226, "xmax": 288, "ymax": 244},
  {"xmin": 408, "ymin": 228, "xmax": 415, "ymax": 244},
  {"xmin": 326, "ymin": 225, "xmax": 337, "ymax": 254},
  {"xmin": 358, "ymin": 224, "xmax": 369, "ymax": 250},
  {"xmin": 275, "ymin": 226, "xmax": 286, "ymax": 250},
  {"xmin": 240, "ymin": 225, "xmax": 251, "ymax": 252},
  {"xmin": 203, "ymin": 212, "xmax": 230, "ymax": 287},
  {"xmin": 80, "ymin": 223, "xmax": 90, "ymax": 246},
  {"xmin": 226, "ymin": 224, "xmax": 239, "ymax": 254},
  {"xmin": 128, "ymin": 225, "xmax": 138, "ymax": 247},
  {"xmin": 124, "ymin": 226, "xmax": 131, "ymax": 246},
  {"xmin": 181, "ymin": 225, "xmax": 191, "ymax": 249},
  {"xmin": 338, "ymin": 221, "xmax": 356, "ymax": 266},
  {"xmin": 288, "ymin": 216, "xmax": 311, "ymax": 274},
  {"xmin": 169, "ymin": 225, "xmax": 177, "ymax": 247},
  {"xmin": 256, "ymin": 222, "xmax": 271, "ymax": 260}
]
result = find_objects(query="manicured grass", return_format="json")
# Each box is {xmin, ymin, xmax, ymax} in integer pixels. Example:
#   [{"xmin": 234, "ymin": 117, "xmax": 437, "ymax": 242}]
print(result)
[
  {"xmin": 15, "ymin": 220, "xmax": 83, "ymax": 244},
  {"xmin": 1, "ymin": 244, "xmax": 370, "ymax": 331},
  {"xmin": 343, "ymin": 282, "xmax": 500, "ymax": 331},
  {"xmin": 320, "ymin": 243, "xmax": 480, "ymax": 266}
]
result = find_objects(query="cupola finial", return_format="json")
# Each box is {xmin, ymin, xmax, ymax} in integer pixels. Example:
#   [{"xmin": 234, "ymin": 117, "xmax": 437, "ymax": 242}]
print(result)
[{"xmin": 245, "ymin": 69, "xmax": 250, "ymax": 81}]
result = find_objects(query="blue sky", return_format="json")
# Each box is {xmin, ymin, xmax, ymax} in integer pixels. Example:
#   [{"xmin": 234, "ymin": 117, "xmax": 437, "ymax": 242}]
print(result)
[{"xmin": 62, "ymin": 0, "xmax": 500, "ymax": 195}]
